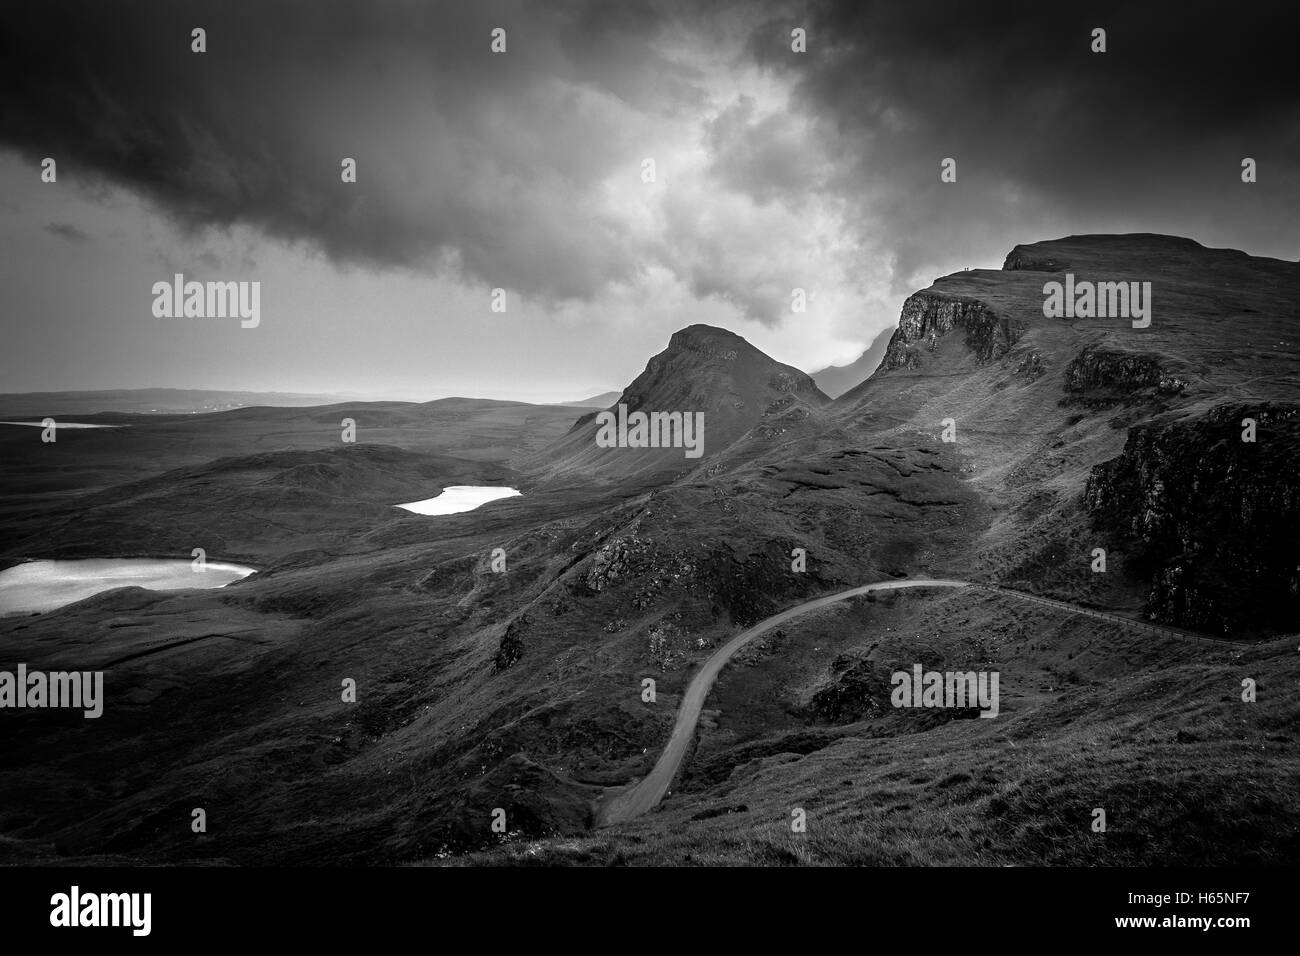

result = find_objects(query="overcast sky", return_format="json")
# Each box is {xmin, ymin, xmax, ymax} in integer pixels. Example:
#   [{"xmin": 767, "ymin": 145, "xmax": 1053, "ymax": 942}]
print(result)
[{"xmin": 1, "ymin": 0, "xmax": 1296, "ymax": 401}]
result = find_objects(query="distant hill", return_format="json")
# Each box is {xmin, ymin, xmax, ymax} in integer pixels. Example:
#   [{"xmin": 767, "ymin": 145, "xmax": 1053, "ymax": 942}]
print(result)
[
  {"xmin": 810, "ymin": 329, "xmax": 892, "ymax": 397},
  {"xmin": 533, "ymin": 324, "xmax": 829, "ymax": 479},
  {"xmin": 0, "ymin": 388, "xmax": 357, "ymax": 417},
  {"xmin": 558, "ymin": 391, "xmax": 621, "ymax": 407},
  {"xmin": 0, "ymin": 388, "xmax": 640, "ymax": 418}
]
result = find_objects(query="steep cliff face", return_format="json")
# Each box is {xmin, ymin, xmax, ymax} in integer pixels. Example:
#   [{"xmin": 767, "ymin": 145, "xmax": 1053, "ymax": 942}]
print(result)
[
  {"xmin": 1084, "ymin": 403, "xmax": 1300, "ymax": 635},
  {"xmin": 881, "ymin": 291, "xmax": 1025, "ymax": 371}
]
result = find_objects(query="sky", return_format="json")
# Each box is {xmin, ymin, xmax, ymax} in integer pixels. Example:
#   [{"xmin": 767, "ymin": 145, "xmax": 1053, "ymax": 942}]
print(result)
[{"xmin": 1, "ymin": 0, "xmax": 1297, "ymax": 402}]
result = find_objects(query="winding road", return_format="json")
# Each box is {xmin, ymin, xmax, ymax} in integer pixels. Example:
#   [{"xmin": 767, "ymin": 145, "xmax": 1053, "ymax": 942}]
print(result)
[
  {"xmin": 596, "ymin": 576, "xmax": 1264, "ymax": 826},
  {"xmin": 597, "ymin": 577, "xmax": 970, "ymax": 826}
]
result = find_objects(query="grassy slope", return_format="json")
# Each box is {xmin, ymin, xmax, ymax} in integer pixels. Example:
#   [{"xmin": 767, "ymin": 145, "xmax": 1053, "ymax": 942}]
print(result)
[
  {"xmin": 442, "ymin": 235, "xmax": 1300, "ymax": 865},
  {"xmin": 444, "ymin": 565, "xmax": 1300, "ymax": 866}
]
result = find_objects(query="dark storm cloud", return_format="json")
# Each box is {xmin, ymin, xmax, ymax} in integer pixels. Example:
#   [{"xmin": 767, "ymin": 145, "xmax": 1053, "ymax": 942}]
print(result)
[
  {"xmin": 0, "ymin": 0, "xmax": 703, "ymax": 302},
  {"xmin": 736, "ymin": 0, "xmax": 1300, "ymax": 285},
  {"xmin": 2, "ymin": 0, "xmax": 1295, "ymax": 320},
  {"xmin": 44, "ymin": 222, "xmax": 89, "ymax": 243}
]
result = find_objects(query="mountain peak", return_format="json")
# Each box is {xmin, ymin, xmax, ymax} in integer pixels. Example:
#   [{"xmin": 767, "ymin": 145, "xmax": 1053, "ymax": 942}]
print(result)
[
  {"xmin": 531, "ymin": 325, "xmax": 829, "ymax": 479},
  {"xmin": 669, "ymin": 323, "xmax": 744, "ymax": 342},
  {"xmin": 664, "ymin": 324, "xmax": 750, "ymax": 358},
  {"xmin": 640, "ymin": 325, "xmax": 826, "ymax": 406}
]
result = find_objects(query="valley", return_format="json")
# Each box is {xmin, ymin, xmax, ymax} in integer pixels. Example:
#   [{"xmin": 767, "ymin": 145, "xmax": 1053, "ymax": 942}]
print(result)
[{"xmin": 1, "ymin": 234, "xmax": 1297, "ymax": 867}]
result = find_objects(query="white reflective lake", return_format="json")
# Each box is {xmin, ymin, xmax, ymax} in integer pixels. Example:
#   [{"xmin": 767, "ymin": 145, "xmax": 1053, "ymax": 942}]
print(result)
[
  {"xmin": 0, "ymin": 558, "xmax": 257, "ymax": 615},
  {"xmin": 395, "ymin": 485, "xmax": 522, "ymax": 516}
]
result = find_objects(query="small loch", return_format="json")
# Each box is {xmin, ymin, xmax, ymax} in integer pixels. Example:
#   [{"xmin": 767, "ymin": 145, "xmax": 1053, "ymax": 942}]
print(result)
[
  {"xmin": 394, "ymin": 486, "xmax": 522, "ymax": 516},
  {"xmin": 0, "ymin": 558, "xmax": 257, "ymax": 616}
]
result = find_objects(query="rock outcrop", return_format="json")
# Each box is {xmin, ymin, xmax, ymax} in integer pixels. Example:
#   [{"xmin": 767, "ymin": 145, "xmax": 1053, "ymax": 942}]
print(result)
[
  {"xmin": 881, "ymin": 292, "xmax": 1025, "ymax": 370},
  {"xmin": 1084, "ymin": 403, "xmax": 1300, "ymax": 635},
  {"xmin": 1002, "ymin": 245, "xmax": 1070, "ymax": 272},
  {"xmin": 494, "ymin": 614, "xmax": 530, "ymax": 671},
  {"xmin": 1062, "ymin": 345, "xmax": 1187, "ymax": 406}
]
